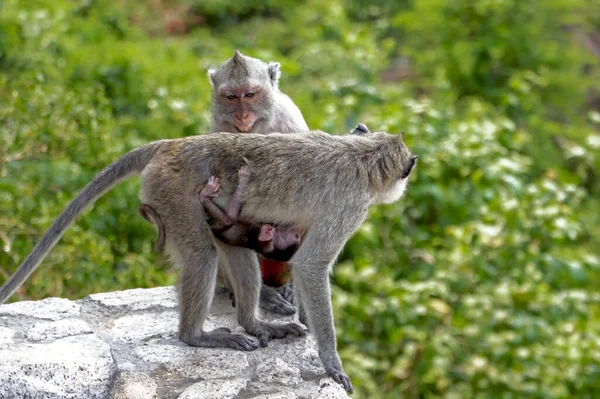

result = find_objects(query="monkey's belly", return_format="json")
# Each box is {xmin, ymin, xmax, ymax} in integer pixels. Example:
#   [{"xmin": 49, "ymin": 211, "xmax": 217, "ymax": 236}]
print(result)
[{"xmin": 259, "ymin": 258, "xmax": 292, "ymax": 287}]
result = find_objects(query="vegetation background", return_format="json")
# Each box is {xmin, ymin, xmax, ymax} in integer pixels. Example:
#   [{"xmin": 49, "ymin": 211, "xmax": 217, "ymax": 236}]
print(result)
[{"xmin": 1, "ymin": 0, "xmax": 599, "ymax": 397}]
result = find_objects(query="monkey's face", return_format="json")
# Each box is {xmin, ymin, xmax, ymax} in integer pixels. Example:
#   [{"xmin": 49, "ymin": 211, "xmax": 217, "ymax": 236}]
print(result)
[
  {"xmin": 272, "ymin": 228, "xmax": 303, "ymax": 251},
  {"xmin": 209, "ymin": 51, "xmax": 277, "ymax": 133},
  {"xmin": 375, "ymin": 135, "xmax": 418, "ymax": 204},
  {"xmin": 218, "ymin": 85, "xmax": 273, "ymax": 132}
]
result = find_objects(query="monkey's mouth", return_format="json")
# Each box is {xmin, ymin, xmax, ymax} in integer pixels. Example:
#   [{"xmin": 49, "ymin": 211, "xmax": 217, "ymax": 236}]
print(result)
[{"xmin": 234, "ymin": 122, "xmax": 255, "ymax": 133}]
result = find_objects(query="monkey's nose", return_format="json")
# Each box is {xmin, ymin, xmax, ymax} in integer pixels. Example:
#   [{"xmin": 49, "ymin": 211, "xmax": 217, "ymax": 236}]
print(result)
[{"xmin": 236, "ymin": 113, "xmax": 249, "ymax": 121}]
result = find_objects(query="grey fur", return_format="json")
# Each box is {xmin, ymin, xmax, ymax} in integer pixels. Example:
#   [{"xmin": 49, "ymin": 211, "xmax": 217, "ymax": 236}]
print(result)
[
  {"xmin": 0, "ymin": 130, "xmax": 416, "ymax": 394},
  {"xmin": 208, "ymin": 50, "xmax": 308, "ymax": 315}
]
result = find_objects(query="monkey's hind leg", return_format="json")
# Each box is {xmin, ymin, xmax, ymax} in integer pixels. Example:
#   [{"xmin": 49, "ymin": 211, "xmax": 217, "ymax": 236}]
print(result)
[
  {"xmin": 219, "ymin": 244, "xmax": 305, "ymax": 347},
  {"xmin": 168, "ymin": 201, "xmax": 259, "ymax": 351}
]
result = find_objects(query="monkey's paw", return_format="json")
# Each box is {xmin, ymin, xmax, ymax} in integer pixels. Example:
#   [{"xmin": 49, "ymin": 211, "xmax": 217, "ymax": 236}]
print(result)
[
  {"xmin": 224, "ymin": 334, "xmax": 261, "ymax": 351},
  {"xmin": 326, "ymin": 366, "xmax": 354, "ymax": 394},
  {"xmin": 206, "ymin": 176, "xmax": 221, "ymax": 195},
  {"xmin": 260, "ymin": 286, "xmax": 296, "ymax": 315},
  {"xmin": 199, "ymin": 176, "xmax": 221, "ymax": 198},
  {"xmin": 238, "ymin": 165, "xmax": 251, "ymax": 179},
  {"xmin": 180, "ymin": 329, "xmax": 260, "ymax": 351},
  {"xmin": 259, "ymin": 224, "xmax": 274, "ymax": 241},
  {"xmin": 252, "ymin": 322, "xmax": 306, "ymax": 347},
  {"xmin": 278, "ymin": 282, "xmax": 294, "ymax": 304}
]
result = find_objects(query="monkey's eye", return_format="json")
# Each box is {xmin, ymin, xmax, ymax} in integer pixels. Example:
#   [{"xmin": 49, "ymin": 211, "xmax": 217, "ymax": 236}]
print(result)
[
  {"xmin": 226, "ymin": 94, "xmax": 237, "ymax": 100},
  {"xmin": 244, "ymin": 92, "xmax": 255, "ymax": 98}
]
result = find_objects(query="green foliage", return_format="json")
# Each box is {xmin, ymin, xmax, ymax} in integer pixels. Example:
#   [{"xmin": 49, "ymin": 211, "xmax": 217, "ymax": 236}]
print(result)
[{"xmin": 1, "ymin": 0, "xmax": 599, "ymax": 397}]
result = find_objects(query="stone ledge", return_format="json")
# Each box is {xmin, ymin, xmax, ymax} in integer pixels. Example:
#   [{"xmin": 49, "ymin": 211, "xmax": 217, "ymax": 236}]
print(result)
[{"xmin": 0, "ymin": 286, "xmax": 349, "ymax": 399}]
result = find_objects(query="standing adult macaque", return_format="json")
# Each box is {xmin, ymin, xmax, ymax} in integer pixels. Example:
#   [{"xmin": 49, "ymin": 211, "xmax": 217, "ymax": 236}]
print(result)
[
  {"xmin": 139, "ymin": 121, "xmax": 371, "ymax": 305},
  {"xmin": 208, "ymin": 50, "xmax": 309, "ymax": 316},
  {"xmin": 0, "ymin": 130, "xmax": 418, "ymax": 393}
]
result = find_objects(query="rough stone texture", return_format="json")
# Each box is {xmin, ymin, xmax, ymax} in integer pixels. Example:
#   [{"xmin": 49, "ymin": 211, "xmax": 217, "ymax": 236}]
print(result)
[
  {"xmin": 0, "ymin": 286, "xmax": 350, "ymax": 399},
  {"xmin": 111, "ymin": 372, "xmax": 158, "ymax": 399},
  {"xmin": 26, "ymin": 318, "xmax": 93, "ymax": 342},
  {"xmin": 0, "ymin": 335, "xmax": 115, "ymax": 399}
]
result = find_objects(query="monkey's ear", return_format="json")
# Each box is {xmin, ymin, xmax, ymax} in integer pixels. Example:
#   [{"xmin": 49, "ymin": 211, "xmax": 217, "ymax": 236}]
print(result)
[
  {"xmin": 233, "ymin": 50, "xmax": 244, "ymax": 64},
  {"xmin": 207, "ymin": 68, "xmax": 216, "ymax": 87},
  {"xmin": 268, "ymin": 62, "xmax": 281, "ymax": 88}
]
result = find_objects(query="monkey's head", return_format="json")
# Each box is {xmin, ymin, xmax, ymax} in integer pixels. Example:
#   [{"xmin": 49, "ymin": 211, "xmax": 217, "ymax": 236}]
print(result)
[
  {"xmin": 272, "ymin": 227, "xmax": 303, "ymax": 251},
  {"xmin": 350, "ymin": 123, "xmax": 370, "ymax": 136},
  {"xmin": 208, "ymin": 50, "xmax": 279, "ymax": 133},
  {"xmin": 372, "ymin": 132, "xmax": 418, "ymax": 204}
]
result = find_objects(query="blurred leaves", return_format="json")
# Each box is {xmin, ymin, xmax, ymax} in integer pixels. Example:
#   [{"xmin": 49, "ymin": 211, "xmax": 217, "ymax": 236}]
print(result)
[{"xmin": 1, "ymin": 0, "xmax": 600, "ymax": 398}]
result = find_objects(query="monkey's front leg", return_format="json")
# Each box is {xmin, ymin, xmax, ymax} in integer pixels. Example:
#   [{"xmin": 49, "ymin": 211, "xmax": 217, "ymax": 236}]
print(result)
[
  {"xmin": 290, "ymin": 215, "xmax": 368, "ymax": 394},
  {"xmin": 219, "ymin": 243, "xmax": 305, "ymax": 347}
]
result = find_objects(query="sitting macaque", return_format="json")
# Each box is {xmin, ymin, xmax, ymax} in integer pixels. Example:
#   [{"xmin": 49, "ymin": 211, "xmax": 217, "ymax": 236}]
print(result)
[{"xmin": 199, "ymin": 166, "xmax": 304, "ymax": 262}]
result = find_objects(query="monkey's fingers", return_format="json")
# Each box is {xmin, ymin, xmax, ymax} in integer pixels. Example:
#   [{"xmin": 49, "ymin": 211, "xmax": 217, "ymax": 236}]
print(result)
[
  {"xmin": 225, "ymin": 335, "xmax": 261, "ymax": 351},
  {"xmin": 260, "ymin": 288, "xmax": 295, "ymax": 315},
  {"xmin": 327, "ymin": 368, "xmax": 354, "ymax": 394},
  {"xmin": 238, "ymin": 165, "xmax": 251, "ymax": 178},
  {"xmin": 251, "ymin": 322, "xmax": 306, "ymax": 347},
  {"xmin": 278, "ymin": 283, "xmax": 294, "ymax": 304},
  {"xmin": 199, "ymin": 186, "xmax": 217, "ymax": 198},
  {"xmin": 212, "ymin": 179, "xmax": 221, "ymax": 194}
]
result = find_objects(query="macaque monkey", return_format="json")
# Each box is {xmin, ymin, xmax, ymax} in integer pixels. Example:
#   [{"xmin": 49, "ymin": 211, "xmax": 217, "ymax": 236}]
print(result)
[
  {"xmin": 199, "ymin": 167, "xmax": 303, "ymax": 262},
  {"xmin": 208, "ymin": 50, "xmax": 310, "ymax": 316},
  {"xmin": 139, "ymin": 121, "xmax": 371, "ymax": 305},
  {"xmin": 0, "ymin": 130, "xmax": 417, "ymax": 393}
]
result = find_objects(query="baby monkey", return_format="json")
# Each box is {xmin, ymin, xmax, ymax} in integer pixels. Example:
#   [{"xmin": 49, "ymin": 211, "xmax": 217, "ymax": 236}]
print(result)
[
  {"xmin": 200, "ymin": 166, "xmax": 304, "ymax": 262},
  {"xmin": 140, "ymin": 166, "xmax": 302, "ymax": 262}
]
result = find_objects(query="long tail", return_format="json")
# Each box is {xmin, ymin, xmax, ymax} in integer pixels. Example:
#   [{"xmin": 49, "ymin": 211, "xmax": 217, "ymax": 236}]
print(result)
[{"xmin": 0, "ymin": 142, "xmax": 162, "ymax": 303}]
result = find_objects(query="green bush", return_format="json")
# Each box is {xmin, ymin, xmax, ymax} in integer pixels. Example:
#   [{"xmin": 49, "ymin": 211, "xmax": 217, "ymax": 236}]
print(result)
[{"xmin": 1, "ymin": 0, "xmax": 599, "ymax": 397}]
